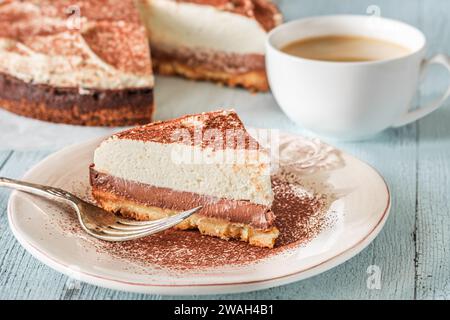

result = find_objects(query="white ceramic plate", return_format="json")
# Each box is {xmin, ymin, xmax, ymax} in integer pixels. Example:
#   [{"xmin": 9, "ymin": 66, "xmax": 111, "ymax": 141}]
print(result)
[{"xmin": 7, "ymin": 133, "xmax": 390, "ymax": 295}]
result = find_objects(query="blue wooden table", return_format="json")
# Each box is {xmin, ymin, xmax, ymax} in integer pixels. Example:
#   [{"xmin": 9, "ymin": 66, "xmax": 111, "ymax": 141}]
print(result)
[{"xmin": 1, "ymin": 0, "xmax": 449, "ymax": 299}]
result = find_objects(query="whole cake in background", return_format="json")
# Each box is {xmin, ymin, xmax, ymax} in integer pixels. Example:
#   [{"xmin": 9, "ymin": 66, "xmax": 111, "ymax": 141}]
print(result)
[
  {"xmin": 0, "ymin": 0, "xmax": 155, "ymax": 126},
  {"xmin": 90, "ymin": 110, "xmax": 280, "ymax": 248},
  {"xmin": 0, "ymin": 0, "xmax": 282, "ymax": 126}
]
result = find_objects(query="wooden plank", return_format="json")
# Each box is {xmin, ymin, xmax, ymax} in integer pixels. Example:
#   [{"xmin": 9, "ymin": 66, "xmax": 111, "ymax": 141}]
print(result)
[
  {"xmin": 416, "ymin": 110, "xmax": 450, "ymax": 299},
  {"xmin": 0, "ymin": 151, "xmax": 13, "ymax": 170},
  {"xmin": 416, "ymin": 0, "xmax": 450, "ymax": 300}
]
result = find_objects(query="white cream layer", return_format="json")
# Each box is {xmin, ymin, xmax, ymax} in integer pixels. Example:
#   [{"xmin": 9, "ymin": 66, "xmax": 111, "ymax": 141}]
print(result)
[
  {"xmin": 0, "ymin": 35, "xmax": 154, "ymax": 90},
  {"xmin": 138, "ymin": 0, "xmax": 268, "ymax": 54},
  {"xmin": 93, "ymin": 137, "xmax": 274, "ymax": 206}
]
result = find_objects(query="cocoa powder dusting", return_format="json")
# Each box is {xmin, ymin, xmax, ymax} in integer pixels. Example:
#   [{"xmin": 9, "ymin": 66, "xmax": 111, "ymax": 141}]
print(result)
[{"xmin": 93, "ymin": 176, "xmax": 331, "ymax": 271}]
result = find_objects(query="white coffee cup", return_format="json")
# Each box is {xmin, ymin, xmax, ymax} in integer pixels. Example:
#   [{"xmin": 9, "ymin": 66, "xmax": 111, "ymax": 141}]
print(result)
[{"xmin": 266, "ymin": 15, "xmax": 450, "ymax": 140}]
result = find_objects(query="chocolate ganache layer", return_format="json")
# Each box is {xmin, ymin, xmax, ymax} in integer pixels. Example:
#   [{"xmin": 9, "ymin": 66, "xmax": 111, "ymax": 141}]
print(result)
[
  {"xmin": 0, "ymin": 72, "xmax": 154, "ymax": 126},
  {"xmin": 151, "ymin": 45, "xmax": 265, "ymax": 74},
  {"xmin": 90, "ymin": 167, "xmax": 276, "ymax": 230}
]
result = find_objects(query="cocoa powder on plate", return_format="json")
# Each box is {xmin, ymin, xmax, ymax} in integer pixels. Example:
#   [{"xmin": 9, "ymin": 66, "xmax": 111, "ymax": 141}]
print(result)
[{"xmin": 98, "ymin": 177, "xmax": 331, "ymax": 270}]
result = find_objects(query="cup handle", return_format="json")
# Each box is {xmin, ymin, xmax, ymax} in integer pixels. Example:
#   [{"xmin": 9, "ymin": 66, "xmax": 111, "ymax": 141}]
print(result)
[{"xmin": 392, "ymin": 54, "xmax": 450, "ymax": 127}]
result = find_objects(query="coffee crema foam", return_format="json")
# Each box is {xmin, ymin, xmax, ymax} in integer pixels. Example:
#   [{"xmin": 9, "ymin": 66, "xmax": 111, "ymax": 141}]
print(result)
[{"xmin": 281, "ymin": 35, "xmax": 411, "ymax": 62}]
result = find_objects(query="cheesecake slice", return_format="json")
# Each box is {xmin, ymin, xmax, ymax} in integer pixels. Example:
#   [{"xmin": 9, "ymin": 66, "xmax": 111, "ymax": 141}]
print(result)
[
  {"xmin": 90, "ymin": 110, "xmax": 279, "ymax": 248},
  {"xmin": 137, "ymin": 0, "xmax": 282, "ymax": 91},
  {"xmin": 0, "ymin": 0, "xmax": 154, "ymax": 126}
]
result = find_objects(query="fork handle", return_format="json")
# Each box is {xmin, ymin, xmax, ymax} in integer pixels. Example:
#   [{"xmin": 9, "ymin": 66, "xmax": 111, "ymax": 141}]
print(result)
[{"xmin": 0, "ymin": 177, "xmax": 80, "ymax": 204}]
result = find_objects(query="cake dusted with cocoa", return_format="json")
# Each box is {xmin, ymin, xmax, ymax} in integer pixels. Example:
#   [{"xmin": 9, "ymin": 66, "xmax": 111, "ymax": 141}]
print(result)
[
  {"xmin": 90, "ymin": 110, "xmax": 279, "ymax": 248},
  {"xmin": 137, "ymin": 0, "xmax": 281, "ymax": 91},
  {"xmin": 0, "ymin": 0, "xmax": 154, "ymax": 126},
  {"xmin": 0, "ymin": 0, "xmax": 281, "ymax": 126}
]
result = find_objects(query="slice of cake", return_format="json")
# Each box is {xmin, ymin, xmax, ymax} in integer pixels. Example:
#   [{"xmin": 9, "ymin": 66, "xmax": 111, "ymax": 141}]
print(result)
[
  {"xmin": 0, "ymin": 0, "xmax": 154, "ymax": 126},
  {"xmin": 137, "ymin": 0, "xmax": 282, "ymax": 91},
  {"xmin": 90, "ymin": 110, "xmax": 279, "ymax": 248}
]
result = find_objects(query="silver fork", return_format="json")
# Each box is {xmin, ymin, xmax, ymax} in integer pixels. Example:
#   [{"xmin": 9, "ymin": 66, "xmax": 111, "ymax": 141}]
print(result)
[{"xmin": 0, "ymin": 177, "xmax": 201, "ymax": 241}]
